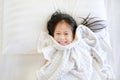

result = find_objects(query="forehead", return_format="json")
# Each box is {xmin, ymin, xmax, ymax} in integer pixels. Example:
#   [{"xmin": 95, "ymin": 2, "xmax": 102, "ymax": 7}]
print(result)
[{"xmin": 55, "ymin": 21, "xmax": 72, "ymax": 31}]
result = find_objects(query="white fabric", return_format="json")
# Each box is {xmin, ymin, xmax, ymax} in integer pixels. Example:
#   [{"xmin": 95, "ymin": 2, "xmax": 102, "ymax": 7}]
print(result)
[
  {"xmin": 37, "ymin": 25, "xmax": 114, "ymax": 80},
  {"xmin": 0, "ymin": 0, "xmax": 119, "ymax": 80},
  {"xmin": 2, "ymin": 0, "xmax": 107, "ymax": 54}
]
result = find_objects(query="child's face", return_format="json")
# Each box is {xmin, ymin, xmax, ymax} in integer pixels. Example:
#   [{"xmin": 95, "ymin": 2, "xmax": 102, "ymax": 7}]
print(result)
[{"xmin": 54, "ymin": 21, "xmax": 74, "ymax": 46}]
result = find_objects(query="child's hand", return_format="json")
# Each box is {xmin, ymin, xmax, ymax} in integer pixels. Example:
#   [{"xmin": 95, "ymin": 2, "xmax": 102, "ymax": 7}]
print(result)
[{"xmin": 44, "ymin": 60, "xmax": 48, "ymax": 64}]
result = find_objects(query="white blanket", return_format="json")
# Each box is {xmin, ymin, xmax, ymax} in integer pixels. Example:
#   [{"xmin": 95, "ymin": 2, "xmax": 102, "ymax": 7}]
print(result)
[{"xmin": 37, "ymin": 25, "xmax": 114, "ymax": 80}]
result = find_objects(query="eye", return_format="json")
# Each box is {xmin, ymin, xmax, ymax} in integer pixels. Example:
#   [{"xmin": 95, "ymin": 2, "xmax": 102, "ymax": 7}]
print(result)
[
  {"xmin": 64, "ymin": 33, "xmax": 68, "ymax": 35},
  {"xmin": 56, "ymin": 33, "xmax": 60, "ymax": 35}
]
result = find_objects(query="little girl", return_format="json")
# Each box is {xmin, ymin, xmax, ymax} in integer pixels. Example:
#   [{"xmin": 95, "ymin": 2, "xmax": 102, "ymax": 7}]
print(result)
[{"xmin": 37, "ymin": 11, "xmax": 114, "ymax": 80}]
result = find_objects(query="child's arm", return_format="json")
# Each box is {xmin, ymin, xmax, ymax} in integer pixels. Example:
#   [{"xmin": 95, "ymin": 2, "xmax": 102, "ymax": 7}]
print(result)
[{"xmin": 44, "ymin": 60, "xmax": 48, "ymax": 64}]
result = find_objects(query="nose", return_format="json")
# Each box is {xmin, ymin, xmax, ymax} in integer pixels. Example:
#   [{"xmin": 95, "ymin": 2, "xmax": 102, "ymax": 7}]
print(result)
[{"xmin": 60, "ymin": 35, "xmax": 65, "ymax": 40}]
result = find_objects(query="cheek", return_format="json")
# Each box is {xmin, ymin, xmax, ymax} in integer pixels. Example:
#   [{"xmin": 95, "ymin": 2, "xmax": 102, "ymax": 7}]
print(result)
[
  {"xmin": 69, "ymin": 34, "xmax": 74, "ymax": 40},
  {"xmin": 66, "ymin": 35, "xmax": 74, "ymax": 43},
  {"xmin": 69, "ymin": 36, "xmax": 74, "ymax": 42},
  {"xmin": 53, "ymin": 34, "xmax": 58, "ymax": 41}
]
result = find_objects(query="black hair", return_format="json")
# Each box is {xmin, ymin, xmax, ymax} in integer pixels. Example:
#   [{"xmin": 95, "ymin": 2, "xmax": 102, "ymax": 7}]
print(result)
[
  {"xmin": 47, "ymin": 11, "xmax": 106, "ymax": 38},
  {"xmin": 80, "ymin": 14, "xmax": 106, "ymax": 32},
  {"xmin": 47, "ymin": 11, "xmax": 77, "ymax": 37}
]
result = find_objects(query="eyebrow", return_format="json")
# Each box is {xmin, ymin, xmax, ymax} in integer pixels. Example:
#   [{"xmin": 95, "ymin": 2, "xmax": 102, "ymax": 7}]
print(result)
[
  {"xmin": 55, "ymin": 31, "xmax": 60, "ymax": 33},
  {"xmin": 55, "ymin": 31, "xmax": 70, "ymax": 33}
]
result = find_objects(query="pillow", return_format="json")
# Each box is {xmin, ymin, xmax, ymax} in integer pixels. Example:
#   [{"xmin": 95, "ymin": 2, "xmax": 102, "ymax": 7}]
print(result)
[{"xmin": 2, "ymin": 0, "xmax": 108, "ymax": 54}]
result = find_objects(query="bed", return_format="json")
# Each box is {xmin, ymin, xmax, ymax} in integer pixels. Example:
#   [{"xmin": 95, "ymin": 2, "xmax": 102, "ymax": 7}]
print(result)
[{"xmin": 0, "ymin": 0, "xmax": 119, "ymax": 80}]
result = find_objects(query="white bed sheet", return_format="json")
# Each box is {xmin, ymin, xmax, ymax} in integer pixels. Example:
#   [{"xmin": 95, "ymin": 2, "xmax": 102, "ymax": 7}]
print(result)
[
  {"xmin": 0, "ymin": 54, "xmax": 45, "ymax": 80},
  {"xmin": 0, "ymin": 0, "xmax": 119, "ymax": 80},
  {"xmin": 2, "ymin": 0, "xmax": 107, "ymax": 54},
  {"xmin": 107, "ymin": 0, "xmax": 120, "ymax": 80}
]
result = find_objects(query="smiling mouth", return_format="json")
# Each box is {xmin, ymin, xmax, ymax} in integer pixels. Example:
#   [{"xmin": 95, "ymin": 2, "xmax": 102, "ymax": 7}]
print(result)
[{"xmin": 58, "ymin": 42, "xmax": 67, "ymax": 46}]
